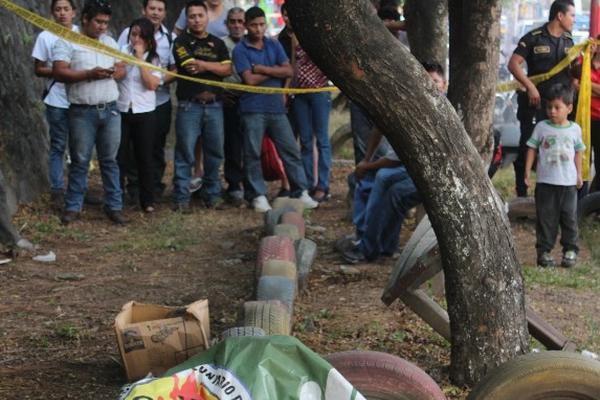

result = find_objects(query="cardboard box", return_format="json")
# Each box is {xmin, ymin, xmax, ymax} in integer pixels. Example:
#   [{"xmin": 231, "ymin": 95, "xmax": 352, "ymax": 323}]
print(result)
[{"xmin": 115, "ymin": 300, "xmax": 210, "ymax": 381}]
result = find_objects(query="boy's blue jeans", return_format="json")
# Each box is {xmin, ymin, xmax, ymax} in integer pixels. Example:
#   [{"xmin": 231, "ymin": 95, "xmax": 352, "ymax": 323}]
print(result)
[
  {"xmin": 65, "ymin": 103, "xmax": 122, "ymax": 212},
  {"xmin": 173, "ymin": 101, "xmax": 224, "ymax": 205},
  {"xmin": 45, "ymin": 105, "xmax": 70, "ymax": 193}
]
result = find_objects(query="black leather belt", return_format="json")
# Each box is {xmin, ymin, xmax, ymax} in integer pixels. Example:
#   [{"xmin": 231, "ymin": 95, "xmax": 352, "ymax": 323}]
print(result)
[
  {"xmin": 189, "ymin": 96, "xmax": 218, "ymax": 105},
  {"xmin": 71, "ymin": 101, "xmax": 116, "ymax": 110}
]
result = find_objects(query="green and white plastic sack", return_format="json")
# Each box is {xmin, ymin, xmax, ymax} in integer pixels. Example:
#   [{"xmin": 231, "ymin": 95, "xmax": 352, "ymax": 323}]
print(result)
[{"xmin": 119, "ymin": 335, "xmax": 365, "ymax": 400}]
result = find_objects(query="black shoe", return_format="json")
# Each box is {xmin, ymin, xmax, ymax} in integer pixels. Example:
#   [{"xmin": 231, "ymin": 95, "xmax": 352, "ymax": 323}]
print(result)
[
  {"xmin": 335, "ymin": 235, "xmax": 358, "ymax": 253},
  {"xmin": 84, "ymin": 192, "xmax": 103, "ymax": 206},
  {"xmin": 60, "ymin": 211, "xmax": 80, "ymax": 225},
  {"xmin": 172, "ymin": 203, "xmax": 192, "ymax": 214},
  {"xmin": 103, "ymin": 206, "xmax": 128, "ymax": 225},
  {"xmin": 50, "ymin": 191, "xmax": 64, "ymax": 211},
  {"xmin": 342, "ymin": 246, "xmax": 366, "ymax": 264}
]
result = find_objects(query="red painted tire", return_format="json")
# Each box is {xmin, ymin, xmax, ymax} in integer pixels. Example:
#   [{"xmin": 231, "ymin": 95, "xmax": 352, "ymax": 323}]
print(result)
[
  {"xmin": 256, "ymin": 236, "xmax": 296, "ymax": 274},
  {"xmin": 281, "ymin": 211, "xmax": 306, "ymax": 238},
  {"xmin": 325, "ymin": 351, "xmax": 446, "ymax": 400}
]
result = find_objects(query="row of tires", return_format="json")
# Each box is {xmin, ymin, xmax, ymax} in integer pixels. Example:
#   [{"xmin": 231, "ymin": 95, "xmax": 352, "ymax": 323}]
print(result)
[{"xmin": 222, "ymin": 197, "xmax": 317, "ymax": 339}]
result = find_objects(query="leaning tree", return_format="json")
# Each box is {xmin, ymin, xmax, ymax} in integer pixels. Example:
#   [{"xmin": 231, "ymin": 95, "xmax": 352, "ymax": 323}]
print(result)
[{"xmin": 287, "ymin": 0, "xmax": 529, "ymax": 385}]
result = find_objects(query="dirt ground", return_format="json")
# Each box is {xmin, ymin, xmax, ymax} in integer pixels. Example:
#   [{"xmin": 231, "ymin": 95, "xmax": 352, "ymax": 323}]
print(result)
[{"xmin": 0, "ymin": 163, "xmax": 599, "ymax": 399}]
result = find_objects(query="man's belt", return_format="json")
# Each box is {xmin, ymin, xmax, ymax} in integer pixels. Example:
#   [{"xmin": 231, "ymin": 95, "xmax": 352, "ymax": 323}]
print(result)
[{"xmin": 71, "ymin": 101, "xmax": 116, "ymax": 110}]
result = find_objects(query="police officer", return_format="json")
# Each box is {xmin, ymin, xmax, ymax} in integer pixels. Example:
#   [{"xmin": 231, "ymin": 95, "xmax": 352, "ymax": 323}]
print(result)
[{"xmin": 508, "ymin": 0, "xmax": 575, "ymax": 197}]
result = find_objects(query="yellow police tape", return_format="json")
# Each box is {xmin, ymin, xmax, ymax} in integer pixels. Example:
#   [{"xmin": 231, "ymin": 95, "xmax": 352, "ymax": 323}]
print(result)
[
  {"xmin": 0, "ymin": 0, "xmax": 337, "ymax": 95},
  {"xmin": 0, "ymin": 0, "xmax": 594, "ymax": 178}
]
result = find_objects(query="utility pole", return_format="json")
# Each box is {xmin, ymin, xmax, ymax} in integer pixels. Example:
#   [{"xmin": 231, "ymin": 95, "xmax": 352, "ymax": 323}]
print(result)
[{"xmin": 592, "ymin": 0, "xmax": 600, "ymax": 38}]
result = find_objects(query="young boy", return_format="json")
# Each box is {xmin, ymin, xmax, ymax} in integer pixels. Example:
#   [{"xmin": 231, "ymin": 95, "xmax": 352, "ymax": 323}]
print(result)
[{"xmin": 525, "ymin": 83, "xmax": 585, "ymax": 268}]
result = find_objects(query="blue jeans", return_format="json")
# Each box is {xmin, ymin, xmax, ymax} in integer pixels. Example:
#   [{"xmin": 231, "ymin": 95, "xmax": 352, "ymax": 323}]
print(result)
[
  {"xmin": 173, "ymin": 101, "xmax": 224, "ymax": 205},
  {"xmin": 353, "ymin": 166, "xmax": 409, "ymax": 239},
  {"xmin": 292, "ymin": 92, "xmax": 332, "ymax": 192},
  {"xmin": 241, "ymin": 113, "xmax": 308, "ymax": 200},
  {"xmin": 65, "ymin": 103, "xmax": 122, "ymax": 211},
  {"xmin": 359, "ymin": 173, "xmax": 421, "ymax": 260},
  {"xmin": 45, "ymin": 105, "xmax": 70, "ymax": 192}
]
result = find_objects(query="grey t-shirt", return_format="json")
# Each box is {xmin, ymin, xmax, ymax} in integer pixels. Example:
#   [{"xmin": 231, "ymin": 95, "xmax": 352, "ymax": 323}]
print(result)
[{"xmin": 526, "ymin": 120, "xmax": 585, "ymax": 186}]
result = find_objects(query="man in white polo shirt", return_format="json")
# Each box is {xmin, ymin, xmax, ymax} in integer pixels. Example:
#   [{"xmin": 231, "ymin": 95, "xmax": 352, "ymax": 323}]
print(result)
[
  {"xmin": 117, "ymin": 0, "xmax": 176, "ymax": 201},
  {"xmin": 53, "ymin": 0, "xmax": 127, "ymax": 225}
]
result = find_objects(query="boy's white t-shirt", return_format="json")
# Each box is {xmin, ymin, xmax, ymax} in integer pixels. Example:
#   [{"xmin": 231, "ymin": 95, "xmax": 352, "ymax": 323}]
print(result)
[
  {"xmin": 31, "ymin": 25, "xmax": 80, "ymax": 109},
  {"xmin": 526, "ymin": 120, "xmax": 586, "ymax": 186}
]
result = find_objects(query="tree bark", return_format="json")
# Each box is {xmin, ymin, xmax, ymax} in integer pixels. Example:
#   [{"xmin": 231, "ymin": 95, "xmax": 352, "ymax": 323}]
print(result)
[
  {"xmin": 447, "ymin": 0, "xmax": 501, "ymax": 158},
  {"xmin": 288, "ymin": 0, "xmax": 529, "ymax": 385},
  {"xmin": 404, "ymin": 0, "xmax": 448, "ymax": 66}
]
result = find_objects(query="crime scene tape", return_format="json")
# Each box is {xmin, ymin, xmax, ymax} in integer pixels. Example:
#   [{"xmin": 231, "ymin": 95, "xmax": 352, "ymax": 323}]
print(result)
[
  {"xmin": 0, "ymin": 0, "xmax": 337, "ymax": 95},
  {"xmin": 0, "ymin": 0, "xmax": 595, "ymax": 178},
  {"xmin": 495, "ymin": 41, "xmax": 588, "ymax": 93}
]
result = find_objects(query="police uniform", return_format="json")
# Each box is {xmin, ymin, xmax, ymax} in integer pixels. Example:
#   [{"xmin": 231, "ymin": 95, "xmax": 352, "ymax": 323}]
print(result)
[{"xmin": 512, "ymin": 23, "xmax": 574, "ymax": 197}]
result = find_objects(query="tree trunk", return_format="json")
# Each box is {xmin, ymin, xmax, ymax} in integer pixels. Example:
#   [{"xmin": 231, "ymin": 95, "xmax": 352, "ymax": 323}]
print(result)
[
  {"xmin": 288, "ymin": 0, "xmax": 529, "ymax": 385},
  {"xmin": 404, "ymin": 0, "xmax": 448, "ymax": 66},
  {"xmin": 447, "ymin": 0, "xmax": 501, "ymax": 158}
]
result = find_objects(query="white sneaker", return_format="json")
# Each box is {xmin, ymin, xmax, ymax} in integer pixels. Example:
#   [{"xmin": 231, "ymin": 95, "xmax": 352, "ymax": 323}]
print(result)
[
  {"xmin": 252, "ymin": 195, "xmax": 272, "ymax": 213},
  {"xmin": 300, "ymin": 190, "xmax": 319, "ymax": 209},
  {"xmin": 188, "ymin": 177, "xmax": 203, "ymax": 193}
]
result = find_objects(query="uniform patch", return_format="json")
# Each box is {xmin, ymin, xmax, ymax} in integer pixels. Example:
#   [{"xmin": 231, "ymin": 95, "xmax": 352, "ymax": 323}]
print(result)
[{"xmin": 533, "ymin": 45, "xmax": 551, "ymax": 54}]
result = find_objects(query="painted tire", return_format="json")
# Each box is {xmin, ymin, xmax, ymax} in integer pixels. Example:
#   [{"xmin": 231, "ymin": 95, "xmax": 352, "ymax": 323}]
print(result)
[
  {"xmin": 264, "ymin": 206, "xmax": 296, "ymax": 236},
  {"xmin": 578, "ymin": 192, "xmax": 600, "ymax": 223},
  {"xmin": 273, "ymin": 223, "xmax": 301, "ymax": 241},
  {"xmin": 256, "ymin": 276, "xmax": 296, "ymax": 313},
  {"xmin": 243, "ymin": 300, "xmax": 291, "ymax": 335},
  {"xmin": 221, "ymin": 326, "xmax": 266, "ymax": 340},
  {"xmin": 272, "ymin": 197, "xmax": 305, "ymax": 214},
  {"xmin": 281, "ymin": 211, "xmax": 306, "ymax": 238},
  {"xmin": 261, "ymin": 259, "xmax": 298, "ymax": 281},
  {"xmin": 295, "ymin": 239, "xmax": 317, "ymax": 292},
  {"xmin": 256, "ymin": 235, "xmax": 296, "ymax": 273},
  {"xmin": 325, "ymin": 351, "xmax": 446, "ymax": 400},
  {"xmin": 467, "ymin": 351, "xmax": 600, "ymax": 400}
]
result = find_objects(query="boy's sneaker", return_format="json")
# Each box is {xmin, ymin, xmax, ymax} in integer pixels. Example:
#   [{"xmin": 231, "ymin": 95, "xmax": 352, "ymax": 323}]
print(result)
[
  {"xmin": 561, "ymin": 250, "xmax": 577, "ymax": 268},
  {"xmin": 252, "ymin": 195, "xmax": 272, "ymax": 213},
  {"xmin": 188, "ymin": 177, "xmax": 203, "ymax": 193},
  {"xmin": 299, "ymin": 190, "xmax": 319, "ymax": 210},
  {"xmin": 537, "ymin": 252, "xmax": 556, "ymax": 268}
]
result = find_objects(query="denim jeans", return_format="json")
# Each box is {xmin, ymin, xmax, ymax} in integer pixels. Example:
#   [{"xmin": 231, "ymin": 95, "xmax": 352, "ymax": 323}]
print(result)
[
  {"xmin": 359, "ymin": 173, "xmax": 421, "ymax": 260},
  {"xmin": 292, "ymin": 92, "xmax": 332, "ymax": 192},
  {"xmin": 241, "ymin": 112, "xmax": 308, "ymax": 200},
  {"xmin": 173, "ymin": 101, "xmax": 224, "ymax": 205},
  {"xmin": 353, "ymin": 166, "xmax": 409, "ymax": 239},
  {"xmin": 45, "ymin": 105, "xmax": 70, "ymax": 192},
  {"xmin": 65, "ymin": 103, "xmax": 122, "ymax": 212}
]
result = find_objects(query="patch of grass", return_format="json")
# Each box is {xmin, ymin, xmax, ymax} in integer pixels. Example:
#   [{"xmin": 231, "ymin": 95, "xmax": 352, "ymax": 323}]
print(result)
[
  {"xmin": 54, "ymin": 323, "xmax": 80, "ymax": 341},
  {"xmin": 26, "ymin": 216, "xmax": 93, "ymax": 243},
  {"xmin": 491, "ymin": 167, "xmax": 537, "ymax": 202},
  {"xmin": 522, "ymin": 262, "xmax": 600, "ymax": 290},
  {"xmin": 580, "ymin": 220, "xmax": 600, "ymax": 262},
  {"xmin": 103, "ymin": 213, "xmax": 199, "ymax": 253}
]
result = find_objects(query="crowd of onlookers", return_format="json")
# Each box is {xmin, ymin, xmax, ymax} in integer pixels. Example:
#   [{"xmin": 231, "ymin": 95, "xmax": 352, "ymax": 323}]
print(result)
[
  {"xmin": 34, "ymin": 0, "xmax": 590, "ymax": 269},
  {"xmin": 34, "ymin": 0, "xmax": 337, "ymax": 226}
]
